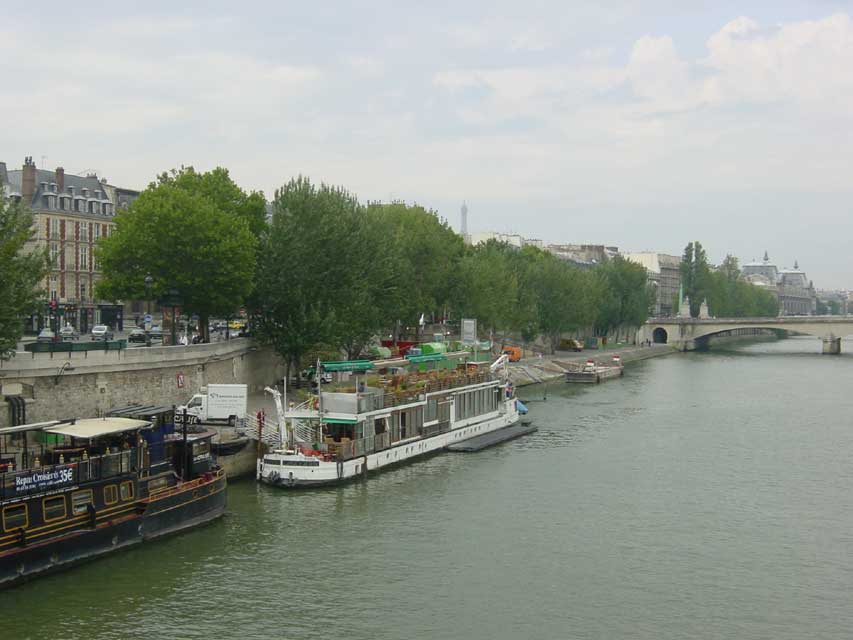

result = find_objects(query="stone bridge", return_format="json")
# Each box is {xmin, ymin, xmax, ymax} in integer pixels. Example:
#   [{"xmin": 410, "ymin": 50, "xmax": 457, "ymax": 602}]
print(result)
[{"xmin": 638, "ymin": 316, "xmax": 853, "ymax": 354}]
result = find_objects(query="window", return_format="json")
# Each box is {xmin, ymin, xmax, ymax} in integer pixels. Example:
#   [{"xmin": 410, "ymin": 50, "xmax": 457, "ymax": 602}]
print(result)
[
  {"xmin": 120, "ymin": 481, "xmax": 134, "ymax": 501},
  {"xmin": 80, "ymin": 222, "xmax": 88, "ymax": 239},
  {"xmin": 50, "ymin": 218, "xmax": 60, "ymax": 239},
  {"xmin": 71, "ymin": 490, "xmax": 93, "ymax": 515},
  {"xmin": 43, "ymin": 496, "xmax": 66, "ymax": 522},
  {"xmin": 147, "ymin": 477, "xmax": 169, "ymax": 493},
  {"xmin": 3, "ymin": 504, "xmax": 28, "ymax": 531},
  {"xmin": 79, "ymin": 246, "xmax": 88, "ymax": 270},
  {"xmin": 50, "ymin": 243, "xmax": 59, "ymax": 264},
  {"xmin": 93, "ymin": 224, "xmax": 101, "ymax": 240},
  {"xmin": 80, "ymin": 283, "xmax": 87, "ymax": 301},
  {"xmin": 103, "ymin": 485, "xmax": 118, "ymax": 505}
]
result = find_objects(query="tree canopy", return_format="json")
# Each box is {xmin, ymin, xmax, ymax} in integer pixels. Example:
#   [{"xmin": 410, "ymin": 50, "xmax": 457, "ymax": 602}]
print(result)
[
  {"xmin": 95, "ymin": 181, "xmax": 257, "ymax": 330},
  {"xmin": 0, "ymin": 194, "xmax": 49, "ymax": 358},
  {"xmin": 253, "ymin": 177, "xmax": 398, "ymax": 375}
]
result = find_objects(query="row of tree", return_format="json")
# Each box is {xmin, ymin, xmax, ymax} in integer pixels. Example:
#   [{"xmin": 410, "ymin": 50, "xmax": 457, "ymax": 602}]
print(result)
[
  {"xmin": 93, "ymin": 171, "xmax": 654, "ymax": 375},
  {"xmin": 0, "ymin": 167, "xmax": 784, "ymax": 364},
  {"xmin": 680, "ymin": 241, "xmax": 779, "ymax": 317}
]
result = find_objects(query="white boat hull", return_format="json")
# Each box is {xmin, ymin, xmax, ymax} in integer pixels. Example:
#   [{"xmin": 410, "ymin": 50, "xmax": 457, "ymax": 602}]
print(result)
[{"xmin": 258, "ymin": 400, "xmax": 520, "ymax": 488}]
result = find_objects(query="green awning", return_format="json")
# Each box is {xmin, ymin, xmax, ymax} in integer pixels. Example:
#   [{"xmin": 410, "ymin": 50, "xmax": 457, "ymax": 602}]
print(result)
[
  {"xmin": 406, "ymin": 353, "xmax": 446, "ymax": 363},
  {"xmin": 321, "ymin": 360, "xmax": 374, "ymax": 372},
  {"xmin": 321, "ymin": 417, "xmax": 358, "ymax": 424}
]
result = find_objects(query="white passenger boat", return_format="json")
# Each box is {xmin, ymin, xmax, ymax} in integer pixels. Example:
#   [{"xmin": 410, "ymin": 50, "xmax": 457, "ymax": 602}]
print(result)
[{"xmin": 256, "ymin": 352, "xmax": 521, "ymax": 488}]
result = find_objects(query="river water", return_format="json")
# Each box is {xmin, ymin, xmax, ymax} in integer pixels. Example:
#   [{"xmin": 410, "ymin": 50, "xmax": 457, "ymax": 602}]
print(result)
[{"xmin": 3, "ymin": 337, "xmax": 853, "ymax": 639}]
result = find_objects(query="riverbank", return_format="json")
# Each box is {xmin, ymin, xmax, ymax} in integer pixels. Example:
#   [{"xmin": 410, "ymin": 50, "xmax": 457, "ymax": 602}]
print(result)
[{"xmin": 508, "ymin": 343, "xmax": 676, "ymax": 387}]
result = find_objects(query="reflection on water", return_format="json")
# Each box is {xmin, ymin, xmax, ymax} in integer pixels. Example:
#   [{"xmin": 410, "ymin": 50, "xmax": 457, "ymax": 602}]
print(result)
[{"xmin": 3, "ymin": 336, "xmax": 853, "ymax": 640}]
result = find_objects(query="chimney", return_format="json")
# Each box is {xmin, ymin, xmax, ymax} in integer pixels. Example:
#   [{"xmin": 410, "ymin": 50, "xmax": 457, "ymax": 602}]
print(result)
[
  {"xmin": 22, "ymin": 156, "xmax": 37, "ymax": 203},
  {"xmin": 55, "ymin": 167, "xmax": 65, "ymax": 192}
]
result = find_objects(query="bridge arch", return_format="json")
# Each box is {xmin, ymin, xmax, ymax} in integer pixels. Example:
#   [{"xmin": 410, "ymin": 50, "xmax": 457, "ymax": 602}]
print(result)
[{"xmin": 652, "ymin": 327, "xmax": 668, "ymax": 344}]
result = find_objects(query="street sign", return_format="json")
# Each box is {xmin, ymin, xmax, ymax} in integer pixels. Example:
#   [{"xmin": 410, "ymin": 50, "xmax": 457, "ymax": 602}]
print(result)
[
  {"xmin": 176, "ymin": 372, "xmax": 185, "ymax": 389},
  {"xmin": 143, "ymin": 314, "xmax": 152, "ymax": 323},
  {"xmin": 461, "ymin": 318, "xmax": 477, "ymax": 345}
]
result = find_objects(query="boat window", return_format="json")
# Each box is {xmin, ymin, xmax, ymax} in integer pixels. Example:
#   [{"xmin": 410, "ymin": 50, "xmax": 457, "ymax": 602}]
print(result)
[
  {"xmin": 103, "ymin": 485, "xmax": 118, "ymax": 505},
  {"xmin": 280, "ymin": 460, "xmax": 320, "ymax": 467},
  {"xmin": 71, "ymin": 490, "xmax": 93, "ymax": 516},
  {"xmin": 3, "ymin": 504, "xmax": 28, "ymax": 531},
  {"xmin": 43, "ymin": 496, "xmax": 66, "ymax": 522},
  {"xmin": 425, "ymin": 398, "xmax": 438, "ymax": 421},
  {"xmin": 264, "ymin": 458, "xmax": 281, "ymax": 466},
  {"xmin": 148, "ymin": 477, "xmax": 169, "ymax": 492},
  {"xmin": 120, "ymin": 481, "xmax": 134, "ymax": 501},
  {"xmin": 193, "ymin": 441, "xmax": 210, "ymax": 457}
]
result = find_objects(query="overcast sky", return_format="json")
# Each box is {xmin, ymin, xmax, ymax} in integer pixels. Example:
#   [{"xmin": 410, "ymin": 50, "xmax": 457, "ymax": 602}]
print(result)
[{"xmin": 3, "ymin": 1, "xmax": 852, "ymax": 287}]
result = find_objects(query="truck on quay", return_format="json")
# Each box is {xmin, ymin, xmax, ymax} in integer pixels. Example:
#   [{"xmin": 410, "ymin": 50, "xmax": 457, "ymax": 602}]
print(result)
[{"xmin": 178, "ymin": 383, "xmax": 248, "ymax": 425}]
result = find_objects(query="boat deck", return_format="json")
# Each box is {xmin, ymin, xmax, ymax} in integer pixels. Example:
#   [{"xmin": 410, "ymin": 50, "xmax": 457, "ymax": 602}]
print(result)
[{"xmin": 447, "ymin": 422, "xmax": 537, "ymax": 452}]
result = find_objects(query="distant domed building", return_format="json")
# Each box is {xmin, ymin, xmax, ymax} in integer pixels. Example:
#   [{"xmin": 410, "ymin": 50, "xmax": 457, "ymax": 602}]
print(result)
[{"xmin": 741, "ymin": 252, "xmax": 816, "ymax": 315}]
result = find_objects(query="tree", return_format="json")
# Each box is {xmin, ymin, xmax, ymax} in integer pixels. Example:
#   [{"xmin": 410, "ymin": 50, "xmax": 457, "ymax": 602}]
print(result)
[
  {"xmin": 594, "ymin": 257, "xmax": 654, "ymax": 337},
  {"xmin": 530, "ymin": 252, "xmax": 598, "ymax": 352},
  {"xmin": 366, "ymin": 202, "xmax": 465, "ymax": 332},
  {"xmin": 156, "ymin": 167, "xmax": 268, "ymax": 240},
  {"xmin": 0, "ymin": 194, "xmax": 49, "ymax": 358},
  {"xmin": 680, "ymin": 241, "xmax": 711, "ymax": 317},
  {"xmin": 254, "ymin": 177, "xmax": 394, "ymax": 377},
  {"xmin": 95, "ymin": 182, "xmax": 257, "ymax": 336}
]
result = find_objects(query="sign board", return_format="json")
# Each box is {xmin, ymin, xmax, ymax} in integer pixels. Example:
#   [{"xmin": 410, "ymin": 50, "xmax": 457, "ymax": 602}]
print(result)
[
  {"xmin": 173, "ymin": 413, "xmax": 199, "ymax": 425},
  {"xmin": 461, "ymin": 318, "xmax": 477, "ymax": 345},
  {"xmin": 14, "ymin": 465, "xmax": 75, "ymax": 496},
  {"xmin": 176, "ymin": 372, "xmax": 185, "ymax": 389}
]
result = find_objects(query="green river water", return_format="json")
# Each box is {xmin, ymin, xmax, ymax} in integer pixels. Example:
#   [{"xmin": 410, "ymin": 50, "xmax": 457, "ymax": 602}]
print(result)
[{"xmin": 3, "ymin": 336, "xmax": 853, "ymax": 639}]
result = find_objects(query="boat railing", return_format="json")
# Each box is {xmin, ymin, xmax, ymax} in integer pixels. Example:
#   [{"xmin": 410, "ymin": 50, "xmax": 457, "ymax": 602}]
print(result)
[
  {"xmin": 324, "ymin": 431, "xmax": 393, "ymax": 462},
  {"xmin": 147, "ymin": 468, "xmax": 224, "ymax": 501},
  {"xmin": 364, "ymin": 372, "xmax": 496, "ymax": 410},
  {"xmin": 0, "ymin": 449, "xmax": 137, "ymax": 500}
]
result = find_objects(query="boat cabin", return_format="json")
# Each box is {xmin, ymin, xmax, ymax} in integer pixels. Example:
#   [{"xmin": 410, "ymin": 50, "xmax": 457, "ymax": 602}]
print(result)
[{"xmin": 0, "ymin": 412, "xmax": 217, "ymax": 553}]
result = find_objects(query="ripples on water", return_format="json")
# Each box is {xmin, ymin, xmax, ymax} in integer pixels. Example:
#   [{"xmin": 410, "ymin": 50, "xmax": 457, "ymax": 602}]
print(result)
[{"xmin": 3, "ymin": 336, "xmax": 853, "ymax": 639}]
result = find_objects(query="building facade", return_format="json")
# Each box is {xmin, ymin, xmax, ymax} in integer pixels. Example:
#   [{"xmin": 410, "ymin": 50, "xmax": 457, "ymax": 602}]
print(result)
[
  {"xmin": 741, "ymin": 252, "xmax": 816, "ymax": 316},
  {"xmin": 1, "ymin": 157, "xmax": 139, "ymax": 333},
  {"xmin": 623, "ymin": 252, "xmax": 682, "ymax": 317}
]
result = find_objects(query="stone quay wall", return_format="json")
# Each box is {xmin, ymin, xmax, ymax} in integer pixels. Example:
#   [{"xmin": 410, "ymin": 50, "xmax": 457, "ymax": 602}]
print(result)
[{"xmin": 0, "ymin": 339, "xmax": 284, "ymax": 428}]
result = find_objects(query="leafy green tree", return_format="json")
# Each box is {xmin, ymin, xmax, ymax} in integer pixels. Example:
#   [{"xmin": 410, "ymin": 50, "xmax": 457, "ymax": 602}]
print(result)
[
  {"xmin": 594, "ymin": 257, "xmax": 654, "ymax": 337},
  {"xmin": 156, "ymin": 167, "xmax": 268, "ymax": 240},
  {"xmin": 453, "ymin": 240, "xmax": 520, "ymax": 339},
  {"xmin": 705, "ymin": 251, "xmax": 779, "ymax": 318},
  {"xmin": 366, "ymin": 202, "xmax": 465, "ymax": 333},
  {"xmin": 529, "ymin": 252, "xmax": 598, "ymax": 352},
  {"xmin": 95, "ymin": 183, "xmax": 257, "ymax": 335},
  {"xmin": 0, "ymin": 194, "xmax": 49, "ymax": 358},
  {"xmin": 254, "ymin": 177, "xmax": 396, "ymax": 377},
  {"xmin": 680, "ymin": 241, "xmax": 711, "ymax": 317}
]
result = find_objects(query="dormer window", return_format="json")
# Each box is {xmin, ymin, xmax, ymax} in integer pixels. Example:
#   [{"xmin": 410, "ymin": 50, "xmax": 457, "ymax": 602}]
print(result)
[
  {"xmin": 50, "ymin": 183, "xmax": 57, "ymax": 193},
  {"xmin": 82, "ymin": 188, "xmax": 89, "ymax": 197},
  {"xmin": 68, "ymin": 186, "xmax": 75, "ymax": 196}
]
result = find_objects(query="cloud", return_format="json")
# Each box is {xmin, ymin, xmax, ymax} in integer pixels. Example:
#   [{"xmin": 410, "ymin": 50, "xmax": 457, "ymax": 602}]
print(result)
[{"xmin": 510, "ymin": 28, "xmax": 552, "ymax": 52}]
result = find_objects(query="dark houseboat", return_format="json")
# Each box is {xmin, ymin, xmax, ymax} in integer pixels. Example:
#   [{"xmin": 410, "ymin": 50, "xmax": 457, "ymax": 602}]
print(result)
[{"xmin": 0, "ymin": 405, "xmax": 226, "ymax": 589}]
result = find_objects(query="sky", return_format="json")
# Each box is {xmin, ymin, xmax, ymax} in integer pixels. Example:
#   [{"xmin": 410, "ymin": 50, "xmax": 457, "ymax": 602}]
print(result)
[{"xmin": 3, "ymin": 1, "xmax": 853, "ymax": 287}]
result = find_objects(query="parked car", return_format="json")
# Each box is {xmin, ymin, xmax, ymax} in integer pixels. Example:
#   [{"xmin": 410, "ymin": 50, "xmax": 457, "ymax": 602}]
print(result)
[
  {"xmin": 149, "ymin": 326, "xmax": 163, "ymax": 341},
  {"xmin": 59, "ymin": 325, "xmax": 79, "ymax": 341},
  {"xmin": 36, "ymin": 328, "xmax": 56, "ymax": 343},
  {"xmin": 90, "ymin": 325, "xmax": 114, "ymax": 341},
  {"xmin": 128, "ymin": 328, "xmax": 148, "ymax": 344}
]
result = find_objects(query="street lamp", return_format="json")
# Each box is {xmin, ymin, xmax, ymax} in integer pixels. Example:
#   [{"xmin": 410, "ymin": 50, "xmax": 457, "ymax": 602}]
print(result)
[{"xmin": 144, "ymin": 273, "xmax": 153, "ymax": 347}]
